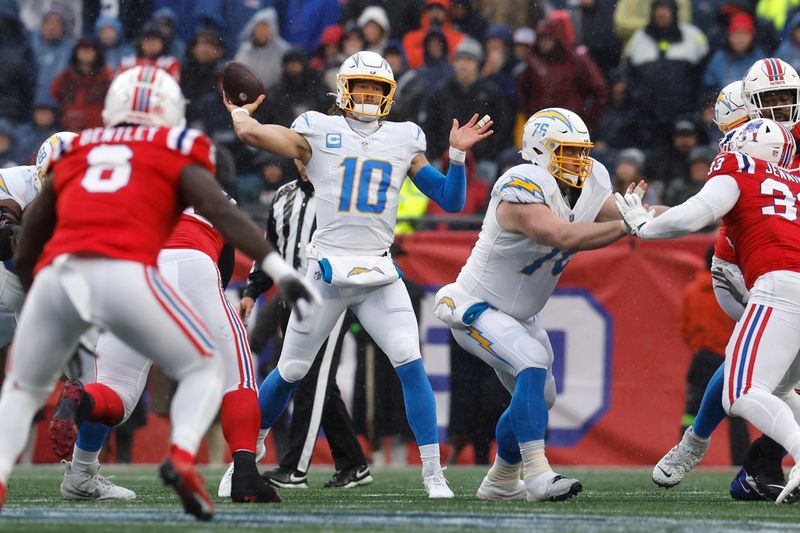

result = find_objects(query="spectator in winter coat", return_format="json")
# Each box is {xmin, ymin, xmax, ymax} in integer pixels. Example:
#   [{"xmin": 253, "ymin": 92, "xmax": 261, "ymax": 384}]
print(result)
[
  {"xmin": 623, "ymin": 0, "xmax": 708, "ymax": 146},
  {"xmin": 32, "ymin": 8, "xmax": 74, "ymax": 107},
  {"xmin": 423, "ymin": 38, "xmax": 512, "ymax": 162},
  {"xmin": 181, "ymin": 30, "xmax": 226, "ymax": 124},
  {"xmin": 417, "ymin": 28, "xmax": 455, "ymax": 92},
  {"xmin": 235, "ymin": 8, "xmax": 290, "ymax": 91},
  {"xmin": 0, "ymin": 119, "xmax": 21, "ymax": 168},
  {"xmin": 593, "ymin": 70, "xmax": 640, "ymax": 152},
  {"xmin": 449, "ymin": 0, "xmax": 488, "ymax": 41},
  {"xmin": 151, "ymin": 7, "xmax": 186, "ymax": 61},
  {"xmin": 511, "ymin": 27, "xmax": 535, "ymax": 76},
  {"xmin": 481, "ymin": 25, "xmax": 515, "ymax": 101},
  {"xmin": 339, "ymin": 0, "xmax": 424, "ymax": 40},
  {"xmin": 15, "ymin": 98, "xmax": 60, "ymax": 165},
  {"xmin": 614, "ymin": 0, "xmax": 693, "ymax": 42},
  {"xmin": 0, "ymin": 2, "xmax": 36, "ymax": 124},
  {"xmin": 282, "ymin": 0, "xmax": 342, "ymax": 55},
  {"xmin": 94, "ymin": 15, "xmax": 134, "ymax": 71},
  {"xmin": 703, "ymin": 13, "xmax": 765, "ymax": 93},
  {"xmin": 119, "ymin": 23, "xmax": 181, "ymax": 81},
  {"xmin": 403, "ymin": 0, "xmax": 465, "ymax": 69},
  {"xmin": 776, "ymin": 11, "xmax": 800, "ymax": 73},
  {"xmin": 357, "ymin": 6, "xmax": 390, "ymax": 55},
  {"xmin": 516, "ymin": 16, "xmax": 609, "ymax": 129},
  {"xmin": 571, "ymin": 0, "xmax": 622, "ymax": 79},
  {"xmin": 383, "ymin": 40, "xmax": 427, "ymax": 123},
  {"xmin": 310, "ymin": 24, "xmax": 343, "ymax": 92},
  {"xmin": 51, "ymin": 39, "xmax": 113, "ymax": 132},
  {"xmin": 264, "ymin": 48, "xmax": 329, "ymax": 128}
]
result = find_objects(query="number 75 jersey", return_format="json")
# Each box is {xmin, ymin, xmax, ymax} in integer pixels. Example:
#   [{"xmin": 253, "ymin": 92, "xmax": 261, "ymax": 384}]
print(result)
[
  {"xmin": 291, "ymin": 111, "xmax": 426, "ymax": 256},
  {"xmin": 714, "ymin": 151, "xmax": 800, "ymax": 288}
]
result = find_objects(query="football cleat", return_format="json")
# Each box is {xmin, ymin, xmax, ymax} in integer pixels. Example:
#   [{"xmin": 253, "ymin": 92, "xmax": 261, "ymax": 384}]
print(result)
[
  {"xmin": 476, "ymin": 475, "xmax": 526, "ymax": 500},
  {"xmin": 423, "ymin": 470, "xmax": 454, "ymax": 499},
  {"xmin": 652, "ymin": 427, "xmax": 709, "ymax": 488},
  {"xmin": 60, "ymin": 461, "xmax": 136, "ymax": 501},
  {"xmin": 730, "ymin": 468, "xmax": 767, "ymax": 501},
  {"xmin": 230, "ymin": 464, "xmax": 281, "ymax": 503},
  {"xmin": 525, "ymin": 471, "xmax": 582, "ymax": 502},
  {"xmin": 262, "ymin": 467, "xmax": 308, "ymax": 489},
  {"xmin": 776, "ymin": 463, "xmax": 800, "ymax": 504},
  {"xmin": 49, "ymin": 381, "xmax": 88, "ymax": 460},
  {"xmin": 218, "ymin": 445, "xmax": 266, "ymax": 498},
  {"xmin": 160, "ymin": 458, "xmax": 214, "ymax": 521},
  {"xmin": 324, "ymin": 465, "xmax": 373, "ymax": 488}
]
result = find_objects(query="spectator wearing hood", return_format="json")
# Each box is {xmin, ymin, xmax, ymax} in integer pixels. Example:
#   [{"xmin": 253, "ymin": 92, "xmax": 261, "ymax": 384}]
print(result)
[
  {"xmin": 511, "ymin": 27, "xmax": 535, "ymax": 76},
  {"xmin": 151, "ymin": 7, "xmax": 186, "ymax": 61},
  {"xmin": 0, "ymin": 119, "xmax": 21, "ymax": 168},
  {"xmin": 20, "ymin": 0, "xmax": 81, "ymax": 37},
  {"xmin": 614, "ymin": 0, "xmax": 693, "ymax": 42},
  {"xmin": 187, "ymin": 0, "xmax": 274, "ymax": 57},
  {"xmin": 383, "ymin": 40, "xmax": 427, "ymax": 123},
  {"xmin": 776, "ymin": 12, "xmax": 800, "ymax": 72},
  {"xmin": 282, "ymin": 0, "xmax": 342, "ymax": 55},
  {"xmin": 517, "ymin": 15, "xmax": 609, "ymax": 130},
  {"xmin": 403, "ymin": 0, "xmax": 465, "ymax": 69},
  {"xmin": 358, "ymin": 6, "xmax": 390, "ymax": 55},
  {"xmin": 32, "ymin": 8, "xmax": 74, "ymax": 107},
  {"xmin": 16, "ymin": 98, "xmax": 60, "ymax": 165},
  {"xmin": 119, "ymin": 23, "xmax": 181, "ymax": 81},
  {"xmin": 481, "ymin": 25, "xmax": 515, "ymax": 101},
  {"xmin": 310, "ymin": 24, "xmax": 343, "ymax": 92},
  {"xmin": 235, "ymin": 8, "xmax": 290, "ymax": 92},
  {"xmin": 340, "ymin": 1, "xmax": 424, "ymax": 40},
  {"xmin": 623, "ymin": 0, "xmax": 709, "ymax": 146},
  {"xmin": 94, "ymin": 15, "xmax": 134, "ymax": 71},
  {"xmin": 449, "ymin": 0, "xmax": 488, "ymax": 41},
  {"xmin": 0, "ymin": 1, "xmax": 35, "ymax": 124},
  {"xmin": 181, "ymin": 30, "xmax": 226, "ymax": 120},
  {"xmin": 51, "ymin": 39, "xmax": 112, "ymax": 132},
  {"xmin": 423, "ymin": 38, "xmax": 512, "ymax": 163},
  {"xmin": 264, "ymin": 48, "xmax": 329, "ymax": 128},
  {"xmin": 569, "ymin": 0, "xmax": 622, "ymax": 79},
  {"xmin": 416, "ymin": 28, "xmax": 454, "ymax": 92},
  {"xmin": 703, "ymin": 13, "xmax": 765, "ymax": 93},
  {"xmin": 704, "ymin": 2, "xmax": 778, "ymax": 56}
]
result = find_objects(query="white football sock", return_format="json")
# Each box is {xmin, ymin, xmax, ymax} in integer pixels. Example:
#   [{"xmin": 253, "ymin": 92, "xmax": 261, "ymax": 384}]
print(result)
[
  {"xmin": 256, "ymin": 428, "xmax": 269, "ymax": 457},
  {"xmin": 486, "ymin": 455, "xmax": 521, "ymax": 483},
  {"xmin": 169, "ymin": 362, "xmax": 224, "ymax": 456},
  {"xmin": 519, "ymin": 440, "xmax": 551, "ymax": 480},
  {"xmin": 419, "ymin": 443, "xmax": 441, "ymax": 477},
  {"xmin": 71, "ymin": 445, "xmax": 101, "ymax": 474}
]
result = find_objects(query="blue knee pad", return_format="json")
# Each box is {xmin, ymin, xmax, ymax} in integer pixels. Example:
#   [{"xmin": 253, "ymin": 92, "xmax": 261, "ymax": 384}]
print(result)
[
  {"xmin": 693, "ymin": 363, "xmax": 727, "ymax": 439},
  {"xmin": 395, "ymin": 359, "xmax": 438, "ymax": 446},
  {"xmin": 509, "ymin": 367, "xmax": 548, "ymax": 442},
  {"xmin": 258, "ymin": 369, "xmax": 297, "ymax": 430},
  {"xmin": 496, "ymin": 407, "xmax": 521, "ymax": 463},
  {"xmin": 76, "ymin": 421, "xmax": 111, "ymax": 453}
]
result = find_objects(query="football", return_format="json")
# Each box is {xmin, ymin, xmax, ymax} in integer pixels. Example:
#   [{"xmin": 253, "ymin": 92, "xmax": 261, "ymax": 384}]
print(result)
[{"xmin": 221, "ymin": 60, "xmax": 265, "ymax": 106}]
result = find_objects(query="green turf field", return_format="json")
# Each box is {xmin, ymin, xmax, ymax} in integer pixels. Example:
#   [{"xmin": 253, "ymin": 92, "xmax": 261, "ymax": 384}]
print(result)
[{"xmin": 0, "ymin": 465, "xmax": 797, "ymax": 532}]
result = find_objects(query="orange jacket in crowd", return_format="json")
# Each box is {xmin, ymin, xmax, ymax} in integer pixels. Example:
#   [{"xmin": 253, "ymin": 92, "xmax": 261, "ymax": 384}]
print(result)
[
  {"xmin": 402, "ymin": 0, "xmax": 465, "ymax": 69},
  {"xmin": 682, "ymin": 272, "xmax": 736, "ymax": 356}
]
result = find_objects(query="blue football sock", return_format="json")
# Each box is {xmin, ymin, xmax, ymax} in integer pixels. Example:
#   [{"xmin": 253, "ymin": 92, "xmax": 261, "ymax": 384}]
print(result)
[
  {"xmin": 693, "ymin": 363, "xmax": 726, "ymax": 439},
  {"xmin": 509, "ymin": 367, "xmax": 548, "ymax": 442},
  {"xmin": 75, "ymin": 421, "xmax": 111, "ymax": 453},
  {"xmin": 395, "ymin": 359, "xmax": 438, "ymax": 446},
  {"xmin": 258, "ymin": 369, "xmax": 296, "ymax": 430},
  {"xmin": 495, "ymin": 406, "xmax": 522, "ymax": 463}
]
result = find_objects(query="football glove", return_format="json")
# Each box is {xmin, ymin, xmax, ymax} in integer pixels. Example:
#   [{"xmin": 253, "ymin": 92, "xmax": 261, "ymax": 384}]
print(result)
[
  {"xmin": 615, "ymin": 192, "xmax": 654, "ymax": 236},
  {"xmin": 0, "ymin": 221, "xmax": 20, "ymax": 261},
  {"xmin": 261, "ymin": 252, "xmax": 321, "ymax": 321},
  {"xmin": 711, "ymin": 264, "xmax": 750, "ymax": 306}
]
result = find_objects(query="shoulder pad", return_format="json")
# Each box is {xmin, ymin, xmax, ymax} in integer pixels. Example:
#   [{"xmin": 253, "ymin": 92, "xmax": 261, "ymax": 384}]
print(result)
[
  {"xmin": 496, "ymin": 169, "xmax": 548, "ymax": 205},
  {"xmin": 708, "ymin": 151, "xmax": 756, "ymax": 181}
]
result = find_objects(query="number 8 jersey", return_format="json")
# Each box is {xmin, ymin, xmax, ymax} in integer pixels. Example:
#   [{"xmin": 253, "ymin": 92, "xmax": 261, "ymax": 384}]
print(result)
[
  {"xmin": 36, "ymin": 125, "xmax": 216, "ymax": 274},
  {"xmin": 291, "ymin": 111, "xmax": 425, "ymax": 257}
]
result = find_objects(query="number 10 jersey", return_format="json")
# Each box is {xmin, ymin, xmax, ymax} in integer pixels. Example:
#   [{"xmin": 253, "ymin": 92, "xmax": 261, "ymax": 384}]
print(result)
[{"xmin": 291, "ymin": 111, "xmax": 426, "ymax": 257}]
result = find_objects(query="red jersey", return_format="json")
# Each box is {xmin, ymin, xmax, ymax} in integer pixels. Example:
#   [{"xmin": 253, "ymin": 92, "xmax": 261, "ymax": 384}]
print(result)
[
  {"xmin": 713, "ymin": 151, "xmax": 800, "ymax": 287},
  {"xmin": 164, "ymin": 208, "xmax": 225, "ymax": 260},
  {"xmin": 713, "ymin": 223, "xmax": 736, "ymax": 263},
  {"xmin": 37, "ymin": 125, "xmax": 216, "ymax": 273}
]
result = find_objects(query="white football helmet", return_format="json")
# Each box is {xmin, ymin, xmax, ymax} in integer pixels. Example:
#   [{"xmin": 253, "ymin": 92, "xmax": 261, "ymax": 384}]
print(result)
[
  {"xmin": 335, "ymin": 51, "xmax": 396, "ymax": 121},
  {"xmin": 35, "ymin": 131, "xmax": 78, "ymax": 187},
  {"xmin": 102, "ymin": 65, "xmax": 186, "ymax": 128},
  {"xmin": 729, "ymin": 118, "xmax": 796, "ymax": 167},
  {"xmin": 742, "ymin": 58, "xmax": 800, "ymax": 127},
  {"xmin": 715, "ymin": 81, "xmax": 749, "ymax": 134},
  {"xmin": 520, "ymin": 108, "xmax": 593, "ymax": 188}
]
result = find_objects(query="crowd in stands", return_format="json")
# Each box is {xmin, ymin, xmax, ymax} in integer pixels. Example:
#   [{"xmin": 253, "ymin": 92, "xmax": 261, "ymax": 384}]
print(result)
[{"xmin": 4, "ymin": 0, "xmax": 800, "ymax": 219}]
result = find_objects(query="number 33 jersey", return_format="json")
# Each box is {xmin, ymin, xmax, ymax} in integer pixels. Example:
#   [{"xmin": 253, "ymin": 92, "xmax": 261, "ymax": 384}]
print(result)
[
  {"xmin": 292, "ymin": 111, "xmax": 425, "ymax": 257},
  {"xmin": 713, "ymin": 151, "xmax": 800, "ymax": 288},
  {"xmin": 37, "ymin": 125, "xmax": 216, "ymax": 273},
  {"xmin": 456, "ymin": 161, "xmax": 611, "ymax": 321}
]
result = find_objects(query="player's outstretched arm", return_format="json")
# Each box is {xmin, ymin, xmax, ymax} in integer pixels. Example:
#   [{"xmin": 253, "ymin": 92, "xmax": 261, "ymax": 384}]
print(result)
[
  {"xmin": 224, "ymin": 94, "xmax": 313, "ymax": 164},
  {"xmin": 497, "ymin": 201, "xmax": 626, "ymax": 252},
  {"xmin": 13, "ymin": 181, "xmax": 57, "ymax": 291},
  {"xmin": 180, "ymin": 164, "xmax": 320, "ymax": 316}
]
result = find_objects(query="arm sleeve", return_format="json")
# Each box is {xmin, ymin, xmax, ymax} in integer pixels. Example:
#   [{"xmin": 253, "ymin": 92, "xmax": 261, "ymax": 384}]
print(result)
[
  {"xmin": 411, "ymin": 163, "xmax": 466, "ymax": 213},
  {"xmin": 638, "ymin": 175, "xmax": 740, "ymax": 240}
]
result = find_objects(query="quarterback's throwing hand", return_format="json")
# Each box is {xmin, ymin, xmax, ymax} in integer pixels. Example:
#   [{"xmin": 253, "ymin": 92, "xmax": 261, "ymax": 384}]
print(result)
[
  {"xmin": 615, "ymin": 192, "xmax": 654, "ymax": 236},
  {"xmin": 449, "ymin": 113, "xmax": 494, "ymax": 152},
  {"xmin": 223, "ymin": 93, "xmax": 265, "ymax": 116}
]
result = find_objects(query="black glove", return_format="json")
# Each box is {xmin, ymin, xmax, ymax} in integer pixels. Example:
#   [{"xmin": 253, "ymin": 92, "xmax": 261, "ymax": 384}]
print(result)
[
  {"xmin": 242, "ymin": 268, "xmax": 272, "ymax": 300},
  {"xmin": 277, "ymin": 274, "xmax": 320, "ymax": 321},
  {"xmin": 0, "ymin": 222, "xmax": 20, "ymax": 261}
]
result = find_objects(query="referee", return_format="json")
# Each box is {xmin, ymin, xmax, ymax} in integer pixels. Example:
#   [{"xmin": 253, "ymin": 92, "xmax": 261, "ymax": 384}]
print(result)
[{"xmin": 238, "ymin": 165, "xmax": 372, "ymax": 489}]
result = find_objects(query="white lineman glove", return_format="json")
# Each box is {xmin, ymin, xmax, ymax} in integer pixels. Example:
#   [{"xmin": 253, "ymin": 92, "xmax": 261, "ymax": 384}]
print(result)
[
  {"xmin": 711, "ymin": 264, "xmax": 750, "ymax": 306},
  {"xmin": 261, "ymin": 252, "xmax": 321, "ymax": 320},
  {"xmin": 615, "ymin": 192, "xmax": 654, "ymax": 236}
]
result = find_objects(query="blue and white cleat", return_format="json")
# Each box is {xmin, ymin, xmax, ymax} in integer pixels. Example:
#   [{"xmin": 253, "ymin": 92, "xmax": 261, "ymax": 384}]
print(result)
[{"xmin": 729, "ymin": 468, "xmax": 766, "ymax": 501}]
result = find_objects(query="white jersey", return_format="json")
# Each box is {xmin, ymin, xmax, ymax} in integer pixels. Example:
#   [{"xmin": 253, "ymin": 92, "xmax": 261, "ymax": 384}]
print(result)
[
  {"xmin": 456, "ymin": 161, "xmax": 612, "ymax": 321},
  {"xmin": 291, "ymin": 111, "xmax": 425, "ymax": 256},
  {"xmin": 0, "ymin": 165, "xmax": 40, "ymax": 210}
]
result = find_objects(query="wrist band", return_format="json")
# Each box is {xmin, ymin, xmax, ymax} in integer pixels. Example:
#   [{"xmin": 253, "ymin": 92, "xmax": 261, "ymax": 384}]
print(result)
[
  {"xmin": 449, "ymin": 146, "xmax": 466, "ymax": 164},
  {"xmin": 231, "ymin": 108, "xmax": 250, "ymax": 117}
]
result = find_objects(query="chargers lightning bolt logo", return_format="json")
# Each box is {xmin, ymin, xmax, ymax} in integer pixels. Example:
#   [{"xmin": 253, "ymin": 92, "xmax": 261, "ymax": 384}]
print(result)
[
  {"xmin": 501, "ymin": 177, "xmax": 545, "ymax": 201},
  {"xmin": 437, "ymin": 297, "xmax": 455, "ymax": 311},
  {"xmin": 466, "ymin": 326, "xmax": 497, "ymax": 356},
  {"xmin": 347, "ymin": 266, "xmax": 385, "ymax": 277}
]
